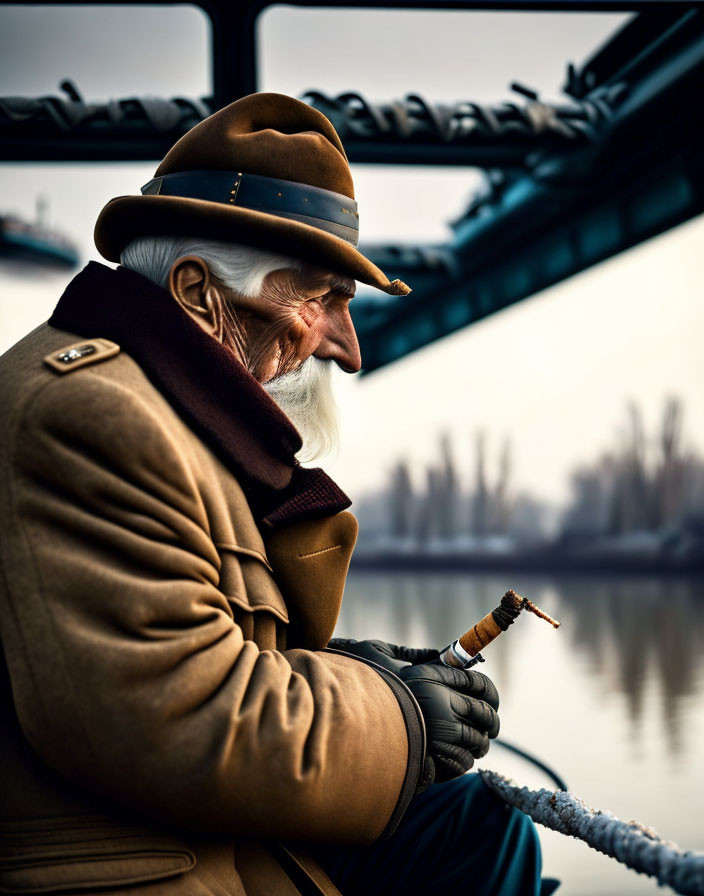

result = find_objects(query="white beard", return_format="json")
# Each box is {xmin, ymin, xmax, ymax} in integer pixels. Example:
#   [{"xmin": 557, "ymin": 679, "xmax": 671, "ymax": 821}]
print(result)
[{"xmin": 263, "ymin": 357, "xmax": 339, "ymax": 464}]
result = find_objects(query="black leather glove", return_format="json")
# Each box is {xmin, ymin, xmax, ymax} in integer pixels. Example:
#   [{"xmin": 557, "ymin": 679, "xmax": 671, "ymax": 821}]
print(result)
[
  {"xmin": 327, "ymin": 638, "xmax": 440, "ymax": 674},
  {"xmin": 398, "ymin": 663, "xmax": 500, "ymax": 788}
]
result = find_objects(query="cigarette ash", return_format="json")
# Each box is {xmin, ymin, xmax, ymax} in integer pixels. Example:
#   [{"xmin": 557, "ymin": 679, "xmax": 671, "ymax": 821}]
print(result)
[{"xmin": 503, "ymin": 589, "xmax": 561, "ymax": 629}]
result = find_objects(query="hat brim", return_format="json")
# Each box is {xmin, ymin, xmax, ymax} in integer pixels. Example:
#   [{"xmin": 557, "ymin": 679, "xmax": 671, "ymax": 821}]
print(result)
[{"xmin": 94, "ymin": 195, "xmax": 411, "ymax": 296}]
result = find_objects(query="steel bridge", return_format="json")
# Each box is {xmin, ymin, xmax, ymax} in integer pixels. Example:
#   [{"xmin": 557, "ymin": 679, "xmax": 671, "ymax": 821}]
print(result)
[{"xmin": 1, "ymin": 1, "xmax": 702, "ymax": 371}]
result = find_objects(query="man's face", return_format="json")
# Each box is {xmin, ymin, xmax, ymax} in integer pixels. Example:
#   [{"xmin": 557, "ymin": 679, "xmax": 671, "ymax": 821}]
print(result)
[
  {"xmin": 233, "ymin": 264, "xmax": 360, "ymax": 383},
  {"xmin": 168, "ymin": 255, "xmax": 361, "ymax": 384},
  {"xmin": 168, "ymin": 255, "xmax": 356, "ymax": 459}
]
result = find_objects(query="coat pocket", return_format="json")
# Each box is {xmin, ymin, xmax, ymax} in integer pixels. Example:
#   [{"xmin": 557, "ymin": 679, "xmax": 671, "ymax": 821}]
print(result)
[{"xmin": 0, "ymin": 815, "xmax": 196, "ymax": 894}]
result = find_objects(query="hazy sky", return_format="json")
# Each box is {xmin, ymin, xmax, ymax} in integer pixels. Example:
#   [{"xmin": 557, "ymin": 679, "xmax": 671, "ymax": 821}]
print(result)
[{"xmin": 2, "ymin": 5, "xmax": 702, "ymax": 509}]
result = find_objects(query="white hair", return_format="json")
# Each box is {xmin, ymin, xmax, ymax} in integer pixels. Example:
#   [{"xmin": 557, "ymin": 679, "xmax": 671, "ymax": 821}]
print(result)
[
  {"xmin": 263, "ymin": 356, "xmax": 339, "ymax": 464},
  {"xmin": 120, "ymin": 236, "xmax": 300, "ymax": 297}
]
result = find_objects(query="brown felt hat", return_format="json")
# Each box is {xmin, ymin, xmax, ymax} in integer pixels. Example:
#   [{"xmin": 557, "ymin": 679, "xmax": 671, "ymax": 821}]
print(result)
[{"xmin": 95, "ymin": 93, "xmax": 411, "ymax": 297}]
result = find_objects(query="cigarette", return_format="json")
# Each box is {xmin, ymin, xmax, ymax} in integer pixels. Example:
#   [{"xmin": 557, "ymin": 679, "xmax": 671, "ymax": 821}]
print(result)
[{"xmin": 439, "ymin": 589, "xmax": 560, "ymax": 669}]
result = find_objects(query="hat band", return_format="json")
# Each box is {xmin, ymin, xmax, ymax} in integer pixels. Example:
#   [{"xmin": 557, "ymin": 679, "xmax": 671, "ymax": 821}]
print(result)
[{"xmin": 141, "ymin": 171, "xmax": 360, "ymax": 247}]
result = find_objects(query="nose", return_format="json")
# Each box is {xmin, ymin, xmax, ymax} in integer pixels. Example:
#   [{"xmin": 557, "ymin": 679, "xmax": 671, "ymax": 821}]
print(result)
[{"xmin": 314, "ymin": 306, "xmax": 362, "ymax": 373}]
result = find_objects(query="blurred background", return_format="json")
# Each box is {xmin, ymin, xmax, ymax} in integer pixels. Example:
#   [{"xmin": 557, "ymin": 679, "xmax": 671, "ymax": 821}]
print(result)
[{"xmin": 1, "ymin": 2, "xmax": 703, "ymax": 892}]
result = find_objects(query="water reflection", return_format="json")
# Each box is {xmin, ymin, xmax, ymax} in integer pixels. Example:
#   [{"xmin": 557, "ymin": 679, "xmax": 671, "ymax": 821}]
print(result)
[
  {"xmin": 340, "ymin": 573, "xmax": 704, "ymax": 754},
  {"xmin": 338, "ymin": 572, "xmax": 704, "ymax": 894},
  {"xmin": 555, "ymin": 577, "xmax": 704, "ymax": 753}
]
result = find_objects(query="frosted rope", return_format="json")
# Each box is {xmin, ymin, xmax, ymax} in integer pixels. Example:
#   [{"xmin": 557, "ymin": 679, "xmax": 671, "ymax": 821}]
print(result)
[{"xmin": 479, "ymin": 770, "xmax": 704, "ymax": 896}]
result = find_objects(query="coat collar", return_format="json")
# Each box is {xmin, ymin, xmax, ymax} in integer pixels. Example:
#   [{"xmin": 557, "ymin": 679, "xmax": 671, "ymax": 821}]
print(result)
[{"xmin": 49, "ymin": 261, "xmax": 351, "ymax": 529}]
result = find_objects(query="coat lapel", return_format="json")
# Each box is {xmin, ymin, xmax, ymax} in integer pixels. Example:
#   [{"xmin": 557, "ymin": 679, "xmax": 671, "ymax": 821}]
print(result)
[{"xmin": 264, "ymin": 512, "xmax": 358, "ymax": 649}]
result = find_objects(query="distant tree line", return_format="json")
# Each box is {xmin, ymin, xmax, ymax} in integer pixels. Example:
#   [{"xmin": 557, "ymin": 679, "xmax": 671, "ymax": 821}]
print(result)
[
  {"xmin": 562, "ymin": 398, "xmax": 704, "ymax": 538},
  {"xmin": 356, "ymin": 397, "xmax": 704, "ymax": 548},
  {"xmin": 382, "ymin": 432, "xmax": 548, "ymax": 544}
]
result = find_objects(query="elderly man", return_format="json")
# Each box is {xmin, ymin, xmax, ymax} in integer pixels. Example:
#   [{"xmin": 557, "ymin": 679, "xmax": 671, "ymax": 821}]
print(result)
[{"xmin": 0, "ymin": 94, "xmax": 545, "ymax": 896}]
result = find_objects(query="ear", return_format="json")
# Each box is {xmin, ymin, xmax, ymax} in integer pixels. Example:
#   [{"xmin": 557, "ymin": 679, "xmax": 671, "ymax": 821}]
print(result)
[{"xmin": 168, "ymin": 256, "xmax": 225, "ymax": 341}]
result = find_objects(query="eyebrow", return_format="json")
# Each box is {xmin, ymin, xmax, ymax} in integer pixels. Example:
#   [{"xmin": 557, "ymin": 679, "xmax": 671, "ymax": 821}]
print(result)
[{"xmin": 328, "ymin": 275, "xmax": 356, "ymax": 298}]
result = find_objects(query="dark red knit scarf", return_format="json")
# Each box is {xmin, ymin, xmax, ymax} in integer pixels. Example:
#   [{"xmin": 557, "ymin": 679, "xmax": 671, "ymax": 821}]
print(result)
[{"xmin": 49, "ymin": 262, "xmax": 351, "ymax": 529}]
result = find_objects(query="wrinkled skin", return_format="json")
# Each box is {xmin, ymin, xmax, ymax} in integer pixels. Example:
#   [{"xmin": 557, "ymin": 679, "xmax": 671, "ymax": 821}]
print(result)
[{"xmin": 168, "ymin": 256, "xmax": 360, "ymax": 382}]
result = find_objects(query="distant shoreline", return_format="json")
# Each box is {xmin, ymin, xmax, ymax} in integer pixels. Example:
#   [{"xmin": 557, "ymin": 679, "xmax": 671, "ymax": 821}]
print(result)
[{"xmin": 350, "ymin": 548, "xmax": 704, "ymax": 576}]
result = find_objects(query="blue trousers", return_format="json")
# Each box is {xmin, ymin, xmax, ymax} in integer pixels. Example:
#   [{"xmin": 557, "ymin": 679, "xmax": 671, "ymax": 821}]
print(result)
[{"xmin": 315, "ymin": 773, "xmax": 543, "ymax": 896}]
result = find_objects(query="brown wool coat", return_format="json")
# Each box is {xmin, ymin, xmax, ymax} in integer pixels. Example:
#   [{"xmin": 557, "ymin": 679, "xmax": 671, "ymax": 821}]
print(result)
[{"xmin": 0, "ymin": 316, "xmax": 422, "ymax": 895}]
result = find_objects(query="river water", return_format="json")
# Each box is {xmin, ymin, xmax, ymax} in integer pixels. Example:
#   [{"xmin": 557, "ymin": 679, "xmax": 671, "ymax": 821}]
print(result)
[{"xmin": 336, "ymin": 572, "xmax": 704, "ymax": 895}]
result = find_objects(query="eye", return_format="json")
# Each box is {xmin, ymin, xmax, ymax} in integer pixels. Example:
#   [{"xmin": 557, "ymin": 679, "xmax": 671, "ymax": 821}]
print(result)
[{"xmin": 305, "ymin": 292, "xmax": 331, "ymax": 305}]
